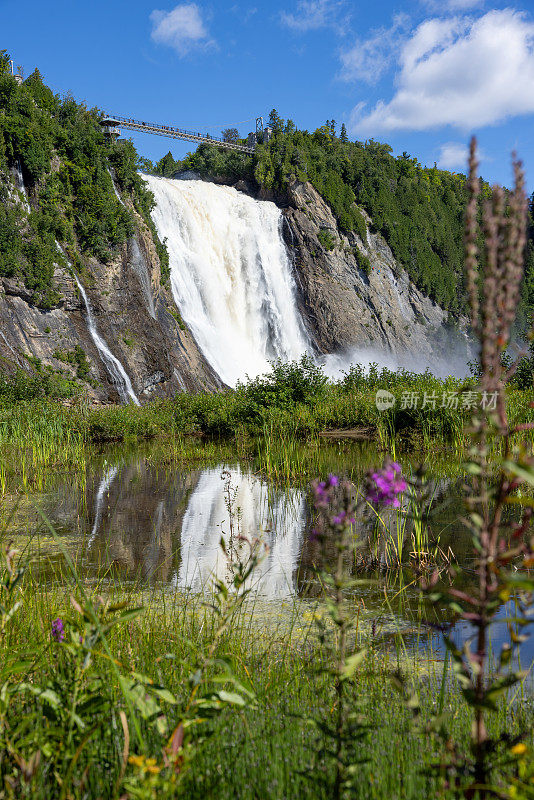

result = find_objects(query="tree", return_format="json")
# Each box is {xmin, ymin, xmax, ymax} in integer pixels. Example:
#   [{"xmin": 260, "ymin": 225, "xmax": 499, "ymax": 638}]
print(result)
[
  {"xmin": 0, "ymin": 50, "xmax": 11, "ymax": 76},
  {"xmin": 137, "ymin": 156, "xmax": 155, "ymax": 174},
  {"xmin": 268, "ymin": 109, "xmax": 284, "ymax": 135},
  {"xmin": 340, "ymin": 123, "xmax": 348, "ymax": 143},
  {"xmin": 155, "ymin": 151, "xmax": 179, "ymax": 177},
  {"xmin": 222, "ymin": 128, "xmax": 239, "ymax": 143}
]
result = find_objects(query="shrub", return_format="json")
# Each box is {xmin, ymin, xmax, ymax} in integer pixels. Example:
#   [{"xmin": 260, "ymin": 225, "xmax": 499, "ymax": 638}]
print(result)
[{"xmin": 317, "ymin": 229, "xmax": 337, "ymax": 251}]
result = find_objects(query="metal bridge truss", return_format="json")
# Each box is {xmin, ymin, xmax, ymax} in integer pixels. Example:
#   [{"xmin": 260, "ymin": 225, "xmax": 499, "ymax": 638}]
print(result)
[{"xmin": 101, "ymin": 115, "xmax": 255, "ymax": 154}]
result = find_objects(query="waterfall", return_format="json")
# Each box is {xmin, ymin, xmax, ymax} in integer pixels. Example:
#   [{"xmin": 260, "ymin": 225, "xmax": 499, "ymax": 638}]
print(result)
[
  {"xmin": 13, "ymin": 162, "xmax": 30, "ymax": 213},
  {"xmin": 107, "ymin": 167, "xmax": 124, "ymax": 206},
  {"xmin": 144, "ymin": 176, "xmax": 310, "ymax": 386},
  {"xmin": 176, "ymin": 468, "xmax": 304, "ymax": 598},
  {"xmin": 73, "ymin": 275, "xmax": 140, "ymax": 405},
  {"xmin": 0, "ymin": 331, "xmax": 24, "ymax": 368}
]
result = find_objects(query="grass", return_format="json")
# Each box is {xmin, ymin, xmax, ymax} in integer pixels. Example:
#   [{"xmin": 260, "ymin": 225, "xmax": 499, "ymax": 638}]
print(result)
[
  {"xmin": 0, "ymin": 412, "xmax": 532, "ymax": 797},
  {"xmin": 0, "ymin": 363, "xmax": 532, "ymax": 490},
  {"xmin": 1, "ymin": 564, "xmax": 531, "ymax": 800}
]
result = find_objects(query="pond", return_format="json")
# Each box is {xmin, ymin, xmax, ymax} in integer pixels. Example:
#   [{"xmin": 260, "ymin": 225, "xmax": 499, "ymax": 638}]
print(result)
[{"xmin": 3, "ymin": 441, "xmax": 533, "ymax": 668}]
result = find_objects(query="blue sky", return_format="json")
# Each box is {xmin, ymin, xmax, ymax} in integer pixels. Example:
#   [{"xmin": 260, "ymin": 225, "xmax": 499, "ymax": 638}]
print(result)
[{"xmin": 2, "ymin": 0, "xmax": 534, "ymax": 189}]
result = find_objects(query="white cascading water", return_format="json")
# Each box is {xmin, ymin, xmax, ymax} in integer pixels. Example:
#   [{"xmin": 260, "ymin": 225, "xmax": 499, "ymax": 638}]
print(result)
[
  {"xmin": 107, "ymin": 167, "xmax": 124, "ymax": 206},
  {"xmin": 14, "ymin": 162, "xmax": 30, "ymax": 213},
  {"xmin": 73, "ymin": 275, "xmax": 140, "ymax": 405},
  {"xmin": 87, "ymin": 464, "xmax": 119, "ymax": 547},
  {"xmin": 144, "ymin": 176, "xmax": 310, "ymax": 386},
  {"xmin": 54, "ymin": 241, "xmax": 140, "ymax": 404},
  {"xmin": 176, "ymin": 468, "xmax": 304, "ymax": 599}
]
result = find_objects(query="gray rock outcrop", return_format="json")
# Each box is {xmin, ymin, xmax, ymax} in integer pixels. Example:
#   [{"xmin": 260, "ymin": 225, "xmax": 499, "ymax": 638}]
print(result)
[{"xmin": 283, "ymin": 179, "xmax": 471, "ymax": 375}]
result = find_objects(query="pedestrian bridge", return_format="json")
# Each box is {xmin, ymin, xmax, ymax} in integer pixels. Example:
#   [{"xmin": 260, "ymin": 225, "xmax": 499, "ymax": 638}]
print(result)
[{"xmin": 101, "ymin": 115, "xmax": 259, "ymax": 154}]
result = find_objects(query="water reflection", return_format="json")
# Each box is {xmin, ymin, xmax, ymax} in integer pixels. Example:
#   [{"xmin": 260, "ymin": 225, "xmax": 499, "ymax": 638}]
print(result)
[
  {"xmin": 86, "ymin": 461, "xmax": 305, "ymax": 598},
  {"xmin": 84, "ymin": 459, "xmax": 464, "ymax": 596},
  {"xmin": 5, "ymin": 451, "xmax": 532, "ymax": 663},
  {"xmin": 175, "ymin": 468, "xmax": 303, "ymax": 597}
]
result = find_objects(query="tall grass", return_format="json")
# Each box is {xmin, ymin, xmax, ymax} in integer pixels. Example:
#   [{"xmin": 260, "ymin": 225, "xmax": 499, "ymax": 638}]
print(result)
[{"xmin": 0, "ymin": 560, "xmax": 529, "ymax": 799}]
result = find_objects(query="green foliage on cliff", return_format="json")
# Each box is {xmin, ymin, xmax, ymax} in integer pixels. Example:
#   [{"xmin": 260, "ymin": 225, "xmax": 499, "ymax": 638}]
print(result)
[
  {"xmin": 317, "ymin": 229, "xmax": 336, "ymax": 251},
  {"xmin": 253, "ymin": 118, "xmax": 470, "ymax": 313},
  {"xmin": 0, "ymin": 53, "xmax": 169, "ymax": 306},
  {"xmin": 158, "ymin": 145, "xmax": 254, "ymax": 184}
]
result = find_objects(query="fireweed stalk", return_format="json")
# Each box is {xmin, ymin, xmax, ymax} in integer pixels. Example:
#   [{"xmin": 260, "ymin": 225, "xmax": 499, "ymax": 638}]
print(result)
[
  {"xmin": 418, "ymin": 140, "xmax": 534, "ymax": 798},
  {"xmin": 310, "ymin": 474, "xmax": 368, "ymax": 800}
]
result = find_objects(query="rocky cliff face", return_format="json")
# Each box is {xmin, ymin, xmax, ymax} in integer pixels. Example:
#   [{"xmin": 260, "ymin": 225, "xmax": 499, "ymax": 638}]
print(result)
[
  {"xmin": 0, "ymin": 167, "xmax": 469, "ymax": 403},
  {"xmin": 282, "ymin": 179, "xmax": 470, "ymax": 374},
  {"xmin": 0, "ymin": 168, "xmax": 222, "ymax": 401}
]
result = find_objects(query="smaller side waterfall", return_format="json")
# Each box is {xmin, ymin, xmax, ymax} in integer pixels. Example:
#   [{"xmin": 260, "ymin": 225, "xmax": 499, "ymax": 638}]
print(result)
[
  {"xmin": 73, "ymin": 275, "xmax": 140, "ymax": 405},
  {"xmin": 130, "ymin": 239, "xmax": 156, "ymax": 319},
  {"xmin": 13, "ymin": 162, "xmax": 30, "ymax": 213},
  {"xmin": 107, "ymin": 167, "xmax": 124, "ymax": 206},
  {"xmin": 0, "ymin": 331, "xmax": 24, "ymax": 368}
]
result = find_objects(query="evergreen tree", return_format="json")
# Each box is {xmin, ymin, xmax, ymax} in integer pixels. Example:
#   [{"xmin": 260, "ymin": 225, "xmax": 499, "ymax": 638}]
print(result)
[
  {"xmin": 268, "ymin": 109, "xmax": 284, "ymax": 135},
  {"xmin": 222, "ymin": 128, "xmax": 239, "ymax": 143},
  {"xmin": 155, "ymin": 151, "xmax": 179, "ymax": 177},
  {"xmin": 0, "ymin": 50, "xmax": 10, "ymax": 76},
  {"xmin": 340, "ymin": 123, "xmax": 348, "ymax": 143}
]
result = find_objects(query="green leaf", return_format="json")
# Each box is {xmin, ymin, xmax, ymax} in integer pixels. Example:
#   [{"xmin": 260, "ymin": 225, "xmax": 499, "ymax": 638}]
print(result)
[
  {"xmin": 150, "ymin": 687, "xmax": 176, "ymax": 705},
  {"xmin": 215, "ymin": 690, "xmax": 247, "ymax": 706},
  {"xmin": 502, "ymin": 460, "xmax": 534, "ymax": 486},
  {"xmin": 342, "ymin": 649, "xmax": 367, "ymax": 679}
]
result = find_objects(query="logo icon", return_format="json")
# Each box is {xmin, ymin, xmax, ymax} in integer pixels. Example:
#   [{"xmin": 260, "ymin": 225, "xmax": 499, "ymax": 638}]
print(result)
[{"xmin": 375, "ymin": 390, "xmax": 395, "ymax": 411}]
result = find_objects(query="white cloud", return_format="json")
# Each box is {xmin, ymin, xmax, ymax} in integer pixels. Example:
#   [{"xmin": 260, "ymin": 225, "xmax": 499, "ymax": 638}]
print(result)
[
  {"xmin": 445, "ymin": 0, "xmax": 483, "ymax": 8},
  {"xmin": 339, "ymin": 14, "xmax": 410, "ymax": 85},
  {"xmin": 350, "ymin": 9, "xmax": 534, "ymax": 135},
  {"xmin": 281, "ymin": 0, "xmax": 347, "ymax": 34},
  {"xmin": 437, "ymin": 141, "xmax": 488, "ymax": 170},
  {"xmin": 150, "ymin": 3, "xmax": 215, "ymax": 56},
  {"xmin": 437, "ymin": 142, "xmax": 469, "ymax": 169}
]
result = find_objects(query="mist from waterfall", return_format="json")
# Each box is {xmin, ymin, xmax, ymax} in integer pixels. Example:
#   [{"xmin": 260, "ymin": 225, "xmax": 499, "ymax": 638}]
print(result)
[{"xmin": 144, "ymin": 176, "xmax": 310, "ymax": 386}]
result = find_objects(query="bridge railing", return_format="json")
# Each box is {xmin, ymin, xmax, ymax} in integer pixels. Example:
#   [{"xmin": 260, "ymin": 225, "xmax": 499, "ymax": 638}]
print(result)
[{"xmin": 103, "ymin": 115, "xmax": 254, "ymax": 153}]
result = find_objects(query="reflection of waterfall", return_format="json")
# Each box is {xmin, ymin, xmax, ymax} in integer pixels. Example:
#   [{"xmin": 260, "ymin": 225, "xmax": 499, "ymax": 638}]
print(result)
[
  {"xmin": 73, "ymin": 275, "xmax": 140, "ymax": 405},
  {"xmin": 176, "ymin": 468, "xmax": 304, "ymax": 598},
  {"xmin": 87, "ymin": 465, "xmax": 119, "ymax": 547},
  {"xmin": 130, "ymin": 239, "xmax": 156, "ymax": 319},
  {"xmin": 144, "ymin": 176, "xmax": 310, "ymax": 386}
]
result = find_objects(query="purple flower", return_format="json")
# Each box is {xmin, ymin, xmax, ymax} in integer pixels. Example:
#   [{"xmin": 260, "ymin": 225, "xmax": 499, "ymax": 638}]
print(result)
[
  {"xmin": 310, "ymin": 474, "xmax": 356, "ymax": 540},
  {"xmin": 366, "ymin": 459, "xmax": 407, "ymax": 508},
  {"xmin": 51, "ymin": 618, "xmax": 64, "ymax": 643},
  {"xmin": 311, "ymin": 476, "xmax": 339, "ymax": 508}
]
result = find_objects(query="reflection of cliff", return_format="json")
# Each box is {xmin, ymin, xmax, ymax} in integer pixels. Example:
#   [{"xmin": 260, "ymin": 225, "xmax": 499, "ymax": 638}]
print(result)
[{"xmin": 86, "ymin": 460, "xmax": 201, "ymax": 582}]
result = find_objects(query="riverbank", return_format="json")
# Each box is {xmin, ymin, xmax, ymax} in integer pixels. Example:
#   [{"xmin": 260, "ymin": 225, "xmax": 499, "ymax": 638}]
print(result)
[{"xmin": 1, "ymin": 360, "xmax": 533, "ymax": 484}]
